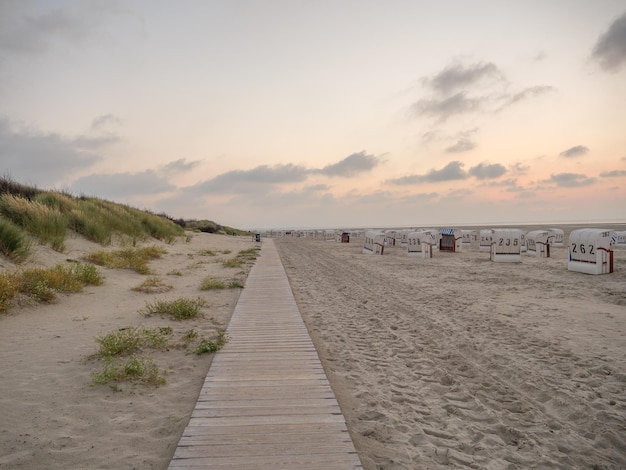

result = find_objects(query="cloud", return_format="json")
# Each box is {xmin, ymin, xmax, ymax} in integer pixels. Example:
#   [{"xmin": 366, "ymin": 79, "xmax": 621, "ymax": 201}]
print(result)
[
  {"xmin": 509, "ymin": 162, "xmax": 530, "ymax": 175},
  {"xmin": 69, "ymin": 170, "xmax": 176, "ymax": 198},
  {"xmin": 386, "ymin": 161, "xmax": 468, "ymax": 185},
  {"xmin": 91, "ymin": 114, "xmax": 122, "ymax": 130},
  {"xmin": 592, "ymin": 10, "xmax": 626, "ymax": 72},
  {"xmin": 426, "ymin": 62, "xmax": 504, "ymax": 94},
  {"xmin": 187, "ymin": 163, "xmax": 310, "ymax": 195},
  {"xmin": 498, "ymin": 86, "xmax": 555, "ymax": 109},
  {"xmin": 559, "ymin": 145, "xmax": 589, "ymax": 158},
  {"xmin": 599, "ymin": 169, "xmax": 626, "ymax": 177},
  {"xmin": 413, "ymin": 61, "xmax": 554, "ymax": 121},
  {"xmin": 162, "ymin": 158, "xmax": 202, "ymax": 174},
  {"xmin": 314, "ymin": 151, "xmax": 380, "ymax": 177},
  {"xmin": 184, "ymin": 151, "xmax": 379, "ymax": 195},
  {"xmin": 0, "ymin": 116, "xmax": 103, "ymax": 185},
  {"xmin": 0, "ymin": 2, "xmax": 118, "ymax": 55},
  {"xmin": 445, "ymin": 138, "xmax": 476, "ymax": 153},
  {"xmin": 544, "ymin": 173, "xmax": 597, "ymax": 187},
  {"xmin": 468, "ymin": 162, "xmax": 506, "ymax": 180},
  {"xmin": 412, "ymin": 92, "xmax": 483, "ymax": 121}
]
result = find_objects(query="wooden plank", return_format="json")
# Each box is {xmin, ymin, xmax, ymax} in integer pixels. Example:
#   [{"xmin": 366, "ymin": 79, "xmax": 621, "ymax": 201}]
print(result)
[{"xmin": 168, "ymin": 239, "xmax": 362, "ymax": 470}]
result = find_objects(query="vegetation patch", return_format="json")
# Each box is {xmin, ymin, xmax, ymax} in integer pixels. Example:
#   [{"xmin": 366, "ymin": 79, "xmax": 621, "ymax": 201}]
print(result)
[
  {"xmin": 0, "ymin": 218, "xmax": 32, "ymax": 262},
  {"xmin": 132, "ymin": 277, "xmax": 173, "ymax": 293},
  {"xmin": 199, "ymin": 276, "xmax": 225, "ymax": 290},
  {"xmin": 0, "ymin": 194, "xmax": 67, "ymax": 251},
  {"xmin": 221, "ymin": 257, "xmax": 245, "ymax": 268},
  {"xmin": 139, "ymin": 297, "xmax": 206, "ymax": 320},
  {"xmin": 0, "ymin": 262, "xmax": 104, "ymax": 313},
  {"xmin": 195, "ymin": 330, "xmax": 228, "ymax": 355},
  {"xmin": 91, "ymin": 356, "xmax": 166, "ymax": 388},
  {"xmin": 91, "ymin": 325, "xmax": 172, "ymax": 357},
  {"xmin": 198, "ymin": 249, "xmax": 217, "ymax": 256},
  {"xmin": 82, "ymin": 245, "xmax": 167, "ymax": 274}
]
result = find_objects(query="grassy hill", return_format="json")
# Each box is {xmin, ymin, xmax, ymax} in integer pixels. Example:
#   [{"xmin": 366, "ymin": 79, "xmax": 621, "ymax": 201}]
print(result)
[{"xmin": 0, "ymin": 176, "xmax": 249, "ymax": 263}]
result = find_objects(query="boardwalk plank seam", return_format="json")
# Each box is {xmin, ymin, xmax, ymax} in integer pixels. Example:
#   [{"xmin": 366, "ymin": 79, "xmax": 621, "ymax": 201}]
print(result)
[{"xmin": 169, "ymin": 239, "xmax": 363, "ymax": 469}]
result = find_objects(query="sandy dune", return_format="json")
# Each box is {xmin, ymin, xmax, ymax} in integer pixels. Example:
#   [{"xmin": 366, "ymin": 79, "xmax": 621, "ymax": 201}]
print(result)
[{"xmin": 275, "ymin": 226, "xmax": 626, "ymax": 469}]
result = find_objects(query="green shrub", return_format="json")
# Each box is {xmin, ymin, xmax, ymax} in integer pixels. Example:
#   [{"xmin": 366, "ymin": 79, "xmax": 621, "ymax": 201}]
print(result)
[
  {"xmin": 91, "ymin": 355, "xmax": 166, "ymax": 387},
  {"xmin": 140, "ymin": 297, "xmax": 206, "ymax": 320},
  {"xmin": 195, "ymin": 330, "xmax": 228, "ymax": 355},
  {"xmin": 92, "ymin": 325, "xmax": 172, "ymax": 357}
]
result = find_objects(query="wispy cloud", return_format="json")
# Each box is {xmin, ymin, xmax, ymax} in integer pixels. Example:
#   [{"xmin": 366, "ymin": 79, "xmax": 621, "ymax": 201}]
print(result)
[
  {"xmin": 445, "ymin": 138, "xmax": 476, "ymax": 153},
  {"xmin": 592, "ymin": 10, "xmax": 626, "ymax": 72},
  {"xmin": 426, "ymin": 62, "xmax": 504, "ymax": 94},
  {"xmin": 386, "ymin": 161, "xmax": 468, "ymax": 185},
  {"xmin": 188, "ymin": 163, "xmax": 310, "ymax": 194},
  {"xmin": 468, "ymin": 162, "xmax": 506, "ymax": 180},
  {"xmin": 184, "ymin": 152, "xmax": 380, "ymax": 195},
  {"xmin": 0, "ymin": 2, "xmax": 122, "ymax": 55},
  {"xmin": 314, "ymin": 151, "xmax": 380, "ymax": 177},
  {"xmin": 599, "ymin": 169, "xmax": 626, "ymax": 177},
  {"xmin": 544, "ymin": 173, "xmax": 596, "ymax": 187},
  {"xmin": 412, "ymin": 60, "xmax": 554, "ymax": 122},
  {"xmin": 412, "ymin": 92, "xmax": 483, "ymax": 121},
  {"xmin": 559, "ymin": 145, "xmax": 589, "ymax": 158},
  {"xmin": 0, "ymin": 116, "xmax": 103, "ymax": 185},
  {"xmin": 162, "ymin": 158, "xmax": 202, "ymax": 174},
  {"xmin": 497, "ymin": 86, "xmax": 555, "ymax": 110},
  {"xmin": 70, "ymin": 170, "xmax": 176, "ymax": 198}
]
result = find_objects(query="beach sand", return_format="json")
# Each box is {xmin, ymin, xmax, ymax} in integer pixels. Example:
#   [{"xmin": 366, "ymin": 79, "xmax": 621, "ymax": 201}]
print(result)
[
  {"xmin": 1, "ymin": 226, "xmax": 625, "ymax": 469},
  {"xmin": 275, "ymin": 226, "xmax": 626, "ymax": 469},
  {"xmin": 0, "ymin": 232, "xmax": 258, "ymax": 469}
]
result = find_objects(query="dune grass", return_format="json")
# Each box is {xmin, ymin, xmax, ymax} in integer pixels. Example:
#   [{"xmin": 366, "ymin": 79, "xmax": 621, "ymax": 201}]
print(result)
[
  {"xmin": 91, "ymin": 356, "xmax": 166, "ymax": 388},
  {"xmin": 0, "ymin": 176, "xmax": 186, "ymax": 255},
  {"xmin": 0, "ymin": 194, "xmax": 67, "ymax": 251},
  {"xmin": 0, "ymin": 262, "xmax": 104, "ymax": 312},
  {"xmin": 139, "ymin": 297, "xmax": 207, "ymax": 320},
  {"xmin": 131, "ymin": 277, "xmax": 173, "ymax": 293},
  {"xmin": 0, "ymin": 218, "xmax": 32, "ymax": 262},
  {"xmin": 92, "ymin": 325, "xmax": 173, "ymax": 357},
  {"xmin": 82, "ymin": 245, "xmax": 167, "ymax": 274},
  {"xmin": 199, "ymin": 276, "xmax": 226, "ymax": 290}
]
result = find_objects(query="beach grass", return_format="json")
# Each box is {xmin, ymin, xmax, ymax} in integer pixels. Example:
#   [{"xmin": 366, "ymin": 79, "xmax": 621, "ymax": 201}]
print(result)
[
  {"xmin": 0, "ymin": 262, "xmax": 104, "ymax": 312},
  {"xmin": 0, "ymin": 218, "xmax": 32, "ymax": 262},
  {"xmin": 92, "ymin": 325, "xmax": 172, "ymax": 357},
  {"xmin": 91, "ymin": 355, "xmax": 166, "ymax": 388},
  {"xmin": 82, "ymin": 245, "xmax": 168, "ymax": 274},
  {"xmin": 139, "ymin": 297, "xmax": 206, "ymax": 320},
  {"xmin": 199, "ymin": 276, "xmax": 226, "ymax": 290},
  {"xmin": 132, "ymin": 277, "xmax": 173, "ymax": 293}
]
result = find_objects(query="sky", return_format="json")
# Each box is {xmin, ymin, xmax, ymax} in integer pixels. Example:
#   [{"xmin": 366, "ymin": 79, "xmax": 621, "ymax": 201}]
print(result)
[{"xmin": 1, "ymin": 0, "xmax": 625, "ymax": 230}]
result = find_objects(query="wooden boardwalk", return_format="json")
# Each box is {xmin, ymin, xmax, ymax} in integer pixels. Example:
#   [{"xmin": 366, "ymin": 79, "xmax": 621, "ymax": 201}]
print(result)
[{"xmin": 169, "ymin": 238, "xmax": 363, "ymax": 469}]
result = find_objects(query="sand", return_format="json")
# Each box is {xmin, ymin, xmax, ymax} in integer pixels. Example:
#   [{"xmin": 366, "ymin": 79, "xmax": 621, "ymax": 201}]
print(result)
[
  {"xmin": 0, "ymin": 232, "xmax": 258, "ymax": 469},
  {"xmin": 274, "ymin": 226, "xmax": 626, "ymax": 469},
  {"xmin": 1, "ymin": 226, "xmax": 625, "ymax": 469}
]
